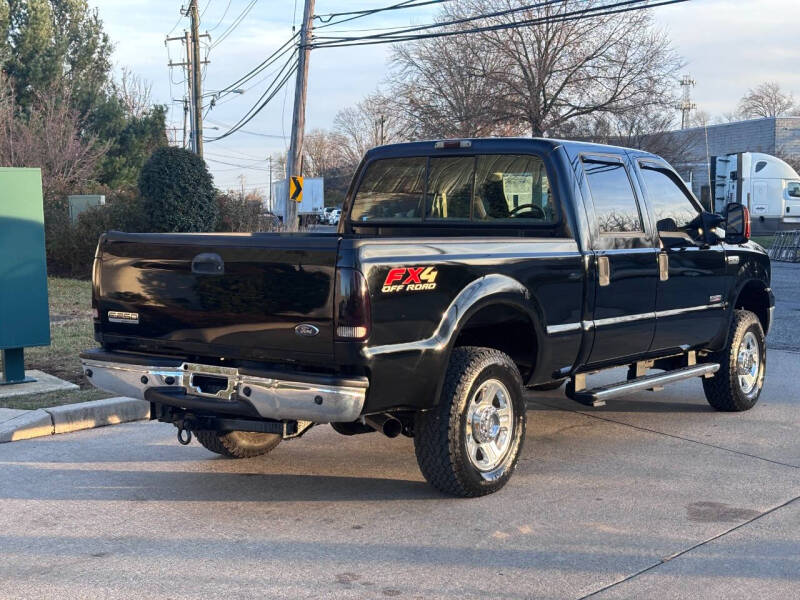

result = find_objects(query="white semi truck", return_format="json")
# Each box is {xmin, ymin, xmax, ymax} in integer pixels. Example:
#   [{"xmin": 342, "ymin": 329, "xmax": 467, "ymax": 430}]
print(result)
[
  {"xmin": 712, "ymin": 152, "xmax": 800, "ymax": 234},
  {"xmin": 270, "ymin": 177, "xmax": 325, "ymax": 227}
]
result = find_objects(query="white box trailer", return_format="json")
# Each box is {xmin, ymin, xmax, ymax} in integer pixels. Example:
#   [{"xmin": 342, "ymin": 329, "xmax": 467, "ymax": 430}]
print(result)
[
  {"xmin": 712, "ymin": 152, "xmax": 800, "ymax": 234},
  {"xmin": 270, "ymin": 177, "xmax": 324, "ymax": 225}
]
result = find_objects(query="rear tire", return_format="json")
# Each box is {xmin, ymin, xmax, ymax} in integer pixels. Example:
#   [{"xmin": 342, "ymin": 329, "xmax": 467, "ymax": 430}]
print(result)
[
  {"xmin": 414, "ymin": 347, "xmax": 526, "ymax": 497},
  {"xmin": 702, "ymin": 310, "xmax": 766, "ymax": 412},
  {"xmin": 194, "ymin": 430, "xmax": 281, "ymax": 458}
]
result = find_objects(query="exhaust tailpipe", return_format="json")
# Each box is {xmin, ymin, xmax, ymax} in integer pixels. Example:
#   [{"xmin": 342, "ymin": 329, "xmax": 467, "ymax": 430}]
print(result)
[{"xmin": 365, "ymin": 414, "xmax": 402, "ymax": 438}]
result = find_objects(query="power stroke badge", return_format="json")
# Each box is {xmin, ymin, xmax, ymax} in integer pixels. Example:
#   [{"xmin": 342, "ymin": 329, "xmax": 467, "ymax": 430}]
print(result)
[{"xmin": 381, "ymin": 267, "xmax": 439, "ymax": 293}]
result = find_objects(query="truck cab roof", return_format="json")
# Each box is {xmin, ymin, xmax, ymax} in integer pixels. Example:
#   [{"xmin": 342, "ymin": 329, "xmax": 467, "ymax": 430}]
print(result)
[{"xmin": 364, "ymin": 137, "xmax": 661, "ymax": 162}]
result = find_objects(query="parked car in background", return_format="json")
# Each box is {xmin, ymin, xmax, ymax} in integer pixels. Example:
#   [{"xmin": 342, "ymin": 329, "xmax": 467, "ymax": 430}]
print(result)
[
  {"xmin": 329, "ymin": 208, "xmax": 342, "ymax": 225},
  {"xmin": 82, "ymin": 138, "xmax": 772, "ymax": 497},
  {"xmin": 321, "ymin": 207, "xmax": 336, "ymax": 224}
]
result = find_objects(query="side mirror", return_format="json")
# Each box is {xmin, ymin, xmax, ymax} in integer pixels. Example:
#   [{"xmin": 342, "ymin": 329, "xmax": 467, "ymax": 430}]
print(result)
[
  {"xmin": 724, "ymin": 203, "xmax": 751, "ymax": 244},
  {"xmin": 695, "ymin": 211, "xmax": 725, "ymax": 245}
]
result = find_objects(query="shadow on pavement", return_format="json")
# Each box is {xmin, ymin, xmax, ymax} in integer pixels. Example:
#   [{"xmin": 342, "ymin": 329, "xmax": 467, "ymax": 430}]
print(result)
[{"xmin": 0, "ymin": 463, "xmax": 440, "ymax": 503}]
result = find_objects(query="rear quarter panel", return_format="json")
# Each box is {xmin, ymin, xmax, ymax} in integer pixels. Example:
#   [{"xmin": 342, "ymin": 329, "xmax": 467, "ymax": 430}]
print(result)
[{"xmin": 345, "ymin": 237, "xmax": 585, "ymax": 412}]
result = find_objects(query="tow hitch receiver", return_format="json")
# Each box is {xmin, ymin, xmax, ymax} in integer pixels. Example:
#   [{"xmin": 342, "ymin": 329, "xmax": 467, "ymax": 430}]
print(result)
[{"xmin": 154, "ymin": 404, "xmax": 314, "ymax": 441}]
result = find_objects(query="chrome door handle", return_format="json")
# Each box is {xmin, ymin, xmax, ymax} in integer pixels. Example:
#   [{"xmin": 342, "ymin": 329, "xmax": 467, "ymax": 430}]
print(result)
[
  {"xmin": 658, "ymin": 253, "xmax": 669, "ymax": 281},
  {"xmin": 597, "ymin": 256, "xmax": 610, "ymax": 287}
]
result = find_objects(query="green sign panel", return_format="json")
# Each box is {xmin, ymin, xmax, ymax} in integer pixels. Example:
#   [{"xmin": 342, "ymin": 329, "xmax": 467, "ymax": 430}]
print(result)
[{"xmin": 0, "ymin": 168, "xmax": 51, "ymax": 356}]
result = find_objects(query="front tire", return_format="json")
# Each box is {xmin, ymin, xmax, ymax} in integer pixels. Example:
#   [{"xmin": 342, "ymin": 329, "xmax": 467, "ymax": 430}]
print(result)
[
  {"xmin": 702, "ymin": 310, "xmax": 766, "ymax": 412},
  {"xmin": 414, "ymin": 347, "xmax": 526, "ymax": 497},
  {"xmin": 194, "ymin": 430, "xmax": 281, "ymax": 458}
]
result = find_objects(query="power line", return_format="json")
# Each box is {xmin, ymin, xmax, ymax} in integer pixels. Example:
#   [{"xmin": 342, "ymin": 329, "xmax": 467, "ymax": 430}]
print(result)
[
  {"xmin": 210, "ymin": 33, "xmax": 299, "ymax": 101},
  {"xmin": 210, "ymin": 0, "xmax": 259, "ymax": 48},
  {"xmin": 205, "ymin": 157, "xmax": 271, "ymax": 171},
  {"xmin": 315, "ymin": 0, "xmax": 452, "ymax": 27},
  {"xmin": 207, "ymin": 120, "xmax": 286, "ymax": 139},
  {"xmin": 315, "ymin": 0, "xmax": 563, "ymax": 41},
  {"xmin": 312, "ymin": 0, "xmax": 690, "ymax": 48},
  {"xmin": 205, "ymin": 54, "xmax": 298, "ymax": 142},
  {"xmin": 166, "ymin": 0, "xmax": 185, "ymax": 35},
  {"xmin": 206, "ymin": 0, "xmax": 233, "ymax": 32}
]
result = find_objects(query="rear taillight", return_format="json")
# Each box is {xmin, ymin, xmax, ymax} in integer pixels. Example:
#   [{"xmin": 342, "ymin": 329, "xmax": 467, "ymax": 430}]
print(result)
[
  {"xmin": 743, "ymin": 206, "xmax": 751, "ymax": 240},
  {"xmin": 335, "ymin": 268, "xmax": 370, "ymax": 340}
]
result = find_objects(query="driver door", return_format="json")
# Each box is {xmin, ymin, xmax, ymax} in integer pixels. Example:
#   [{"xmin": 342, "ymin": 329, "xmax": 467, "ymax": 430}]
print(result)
[{"xmin": 635, "ymin": 159, "xmax": 728, "ymax": 352}]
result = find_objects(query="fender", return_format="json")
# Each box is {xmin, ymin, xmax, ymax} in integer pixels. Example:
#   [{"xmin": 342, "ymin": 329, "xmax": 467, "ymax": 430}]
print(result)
[
  {"xmin": 363, "ymin": 274, "xmax": 544, "ymax": 405},
  {"xmin": 715, "ymin": 256, "xmax": 772, "ymax": 349}
]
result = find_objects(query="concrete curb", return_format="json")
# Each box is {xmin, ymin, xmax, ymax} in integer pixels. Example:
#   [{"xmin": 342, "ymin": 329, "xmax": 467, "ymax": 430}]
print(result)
[
  {"xmin": 0, "ymin": 409, "xmax": 54, "ymax": 443},
  {"xmin": 0, "ymin": 397, "xmax": 149, "ymax": 443}
]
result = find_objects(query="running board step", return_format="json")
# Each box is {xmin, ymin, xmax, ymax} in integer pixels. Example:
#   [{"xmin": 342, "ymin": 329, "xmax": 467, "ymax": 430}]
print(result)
[{"xmin": 568, "ymin": 363, "xmax": 720, "ymax": 408}]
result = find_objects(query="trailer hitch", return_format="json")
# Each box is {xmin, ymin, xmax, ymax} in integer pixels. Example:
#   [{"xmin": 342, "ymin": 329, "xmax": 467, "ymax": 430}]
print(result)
[{"xmin": 177, "ymin": 424, "xmax": 193, "ymax": 445}]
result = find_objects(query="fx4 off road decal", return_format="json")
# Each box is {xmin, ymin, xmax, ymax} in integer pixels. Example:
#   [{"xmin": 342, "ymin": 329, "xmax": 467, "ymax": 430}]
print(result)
[{"xmin": 382, "ymin": 266, "xmax": 438, "ymax": 293}]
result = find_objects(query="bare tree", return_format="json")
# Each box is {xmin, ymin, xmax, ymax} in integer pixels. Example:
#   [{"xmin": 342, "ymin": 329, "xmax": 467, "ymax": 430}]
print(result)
[
  {"xmin": 0, "ymin": 75, "xmax": 107, "ymax": 204},
  {"xmin": 390, "ymin": 0, "xmax": 683, "ymax": 138},
  {"xmin": 388, "ymin": 22, "xmax": 516, "ymax": 139},
  {"xmin": 114, "ymin": 67, "xmax": 153, "ymax": 119},
  {"xmin": 333, "ymin": 93, "xmax": 403, "ymax": 166},
  {"xmin": 737, "ymin": 81, "xmax": 795, "ymax": 119},
  {"xmin": 302, "ymin": 129, "xmax": 345, "ymax": 178}
]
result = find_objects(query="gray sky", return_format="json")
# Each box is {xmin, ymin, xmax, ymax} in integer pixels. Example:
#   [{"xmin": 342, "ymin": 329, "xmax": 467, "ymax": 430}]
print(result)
[{"xmin": 90, "ymin": 0, "xmax": 800, "ymax": 192}]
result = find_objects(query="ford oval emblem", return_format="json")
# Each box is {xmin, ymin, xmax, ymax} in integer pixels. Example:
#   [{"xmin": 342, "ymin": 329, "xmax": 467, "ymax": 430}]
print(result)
[{"xmin": 295, "ymin": 323, "xmax": 320, "ymax": 337}]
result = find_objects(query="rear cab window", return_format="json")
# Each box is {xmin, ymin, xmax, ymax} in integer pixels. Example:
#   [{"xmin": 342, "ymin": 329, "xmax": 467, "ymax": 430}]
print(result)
[
  {"xmin": 350, "ymin": 157, "xmax": 426, "ymax": 222},
  {"xmin": 350, "ymin": 153, "xmax": 563, "ymax": 232}
]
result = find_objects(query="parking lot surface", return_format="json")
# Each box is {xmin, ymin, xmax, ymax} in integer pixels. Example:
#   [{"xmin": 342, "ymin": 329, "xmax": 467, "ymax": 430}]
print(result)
[{"xmin": 1, "ymin": 347, "xmax": 798, "ymax": 599}]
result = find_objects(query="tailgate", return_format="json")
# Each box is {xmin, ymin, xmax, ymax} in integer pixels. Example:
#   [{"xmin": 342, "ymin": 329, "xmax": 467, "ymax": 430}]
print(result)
[{"xmin": 96, "ymin": 232, "xmax": 340, "ymax": 363}]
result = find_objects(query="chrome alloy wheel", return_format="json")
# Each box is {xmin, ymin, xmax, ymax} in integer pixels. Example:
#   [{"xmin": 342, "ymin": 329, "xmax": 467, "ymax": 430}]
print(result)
[
  {"xmin": 736, "ymin": 331, "xmax": 761, "ymax": 396},
  {"xmin": 465, "ymin": 379, "xmax": 514, "ymax": 472}
]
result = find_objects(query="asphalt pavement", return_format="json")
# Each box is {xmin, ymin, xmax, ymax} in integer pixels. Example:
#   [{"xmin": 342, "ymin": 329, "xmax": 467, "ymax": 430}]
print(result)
[
  {"xmin": 1, "ymin": 346, "xmax": 798, "ymax": 599},
  {"xmin": 767, "ymin": 260, "xmax": 800, "ymax": 352}
]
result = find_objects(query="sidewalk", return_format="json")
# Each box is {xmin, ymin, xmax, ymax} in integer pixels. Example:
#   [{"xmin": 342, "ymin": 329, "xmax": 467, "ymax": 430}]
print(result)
[{"xmin": 0, "ymin": 397, "xmax": 149, "ymax": 443}]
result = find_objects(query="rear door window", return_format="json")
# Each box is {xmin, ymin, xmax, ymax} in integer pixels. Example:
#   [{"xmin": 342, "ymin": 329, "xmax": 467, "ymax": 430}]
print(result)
[
  {"xmin": 351, "ymin": 157, "xmax": 426, "ymax": 222},
  {"xmin": 582, "ymin": 158, "xmax": 644, "ymax": 234}
]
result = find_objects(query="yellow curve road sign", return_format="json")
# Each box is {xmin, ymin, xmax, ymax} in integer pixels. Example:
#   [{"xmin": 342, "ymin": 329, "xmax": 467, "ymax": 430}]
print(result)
[{"xmin": 290, "ymin": 176, "xmax": 303, "ymax": 203}]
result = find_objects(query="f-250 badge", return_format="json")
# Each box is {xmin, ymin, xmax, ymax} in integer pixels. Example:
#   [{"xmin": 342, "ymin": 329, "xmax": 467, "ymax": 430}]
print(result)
[{"xmin": 382, "ymin": 267, "xmax": 438, "ymax": 293}]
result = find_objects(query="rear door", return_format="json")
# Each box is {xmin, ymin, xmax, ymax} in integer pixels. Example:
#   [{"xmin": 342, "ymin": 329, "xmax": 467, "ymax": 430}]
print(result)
[
  {"xmin": 634, "ymin": 160, "xmax": 728, "ymax": 351},
  {"xmin": 580, "ymin": 154, "xmax": 658, "ymax": 365},
  {"xmin": 786, "ymin": 181, "xmax": 800, "ymax": 224}
]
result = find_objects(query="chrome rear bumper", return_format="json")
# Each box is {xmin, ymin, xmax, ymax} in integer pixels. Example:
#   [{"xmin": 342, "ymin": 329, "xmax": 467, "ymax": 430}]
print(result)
[{"xmin": 80, "ymin": 354, "xmax": 368, "ymax": 423}]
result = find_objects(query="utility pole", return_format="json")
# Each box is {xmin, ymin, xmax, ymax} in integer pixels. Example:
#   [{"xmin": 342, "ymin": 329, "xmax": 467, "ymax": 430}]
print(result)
[
  {"xmin": 677, "ymin": 75, "xmax": 697, "ymax": 130},
  {"xmin": 182, "ymin": 98, "xmax": 189, "ymax": 149},
  {"xmin": 285, "ymin": 0, "xmax": 315, "ymax": 231},
  {"xmin": 166, "ymin": 5, "xmax": 209, "ymax": 155},
  {"xmin": 184, "ymin": 31, "xmax": 194, "ymax": 150},
  {"xmin": 268, "ymin": 156, "xmax": 273, "ymax": 213},
  {"xmin": 379, "ymin": 114, "xmax": 386, "ymax": 145},
  {"xmin": 189, "ymin": 0, "xmax": 204, "ymax": 157}
]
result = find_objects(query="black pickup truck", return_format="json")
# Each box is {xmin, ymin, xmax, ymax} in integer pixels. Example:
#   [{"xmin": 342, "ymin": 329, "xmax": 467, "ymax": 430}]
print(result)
[{"xmin": 81, "ymin": 138, "xmax": 773, "ymax": 497}]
